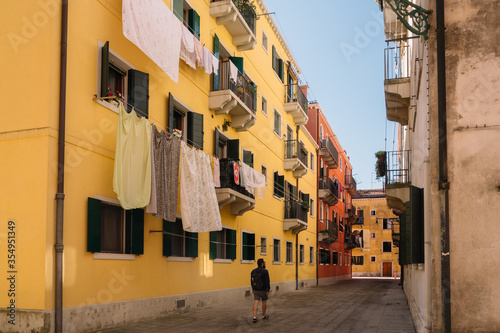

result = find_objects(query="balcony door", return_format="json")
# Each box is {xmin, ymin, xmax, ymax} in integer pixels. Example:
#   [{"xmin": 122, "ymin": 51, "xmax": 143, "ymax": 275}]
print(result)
[{"xmin": 286, "ymin": 125, "xmax": 294, "ymax": 158}]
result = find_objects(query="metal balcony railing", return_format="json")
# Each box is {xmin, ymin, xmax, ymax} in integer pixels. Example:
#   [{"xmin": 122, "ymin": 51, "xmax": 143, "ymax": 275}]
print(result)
[
  {"xmin": 386, "ymin": 150, "xmax": 411, "ymax": 185},
  {"xmin": 218, "ymin": 158, "xmax": 254, "ymax": 199},
  {"xmin": 319, "ymin": 177, "xmax": 339, "ymax": 197},
  {"xmin": 214, "ymin": 60, "xmax": 256, "ymax": 112},
  {"xmin": 284, "ymin": 83, "xmax": 308, "ymax": 116},
  {"xmin": 384, "ymin": 43, "xmax": 410, "ymax": 80},
  {"xmin": 346, "ymin": 203, "xmax": 356, "ymax": 216},
  {"xmin": 320, "ymin": 137, "xmax": 339, "ymax": 163},
  {"xmin": 284, "ymin": 140, "xmax": 308, "ymax": 167},
  {"xmin": 284, "ymin": 200, "xmax": 308, "ymax": 223},
  {"xmin": 345, "ymin": 173, "xmax": 357, "ymax": 192},
  {"xmin": 326, "ymin": 219, "xmax": 339, "ymax": 239},
  {"xmin": 211, "ymin": 0, "xmax": 256, "ymax": 34}
]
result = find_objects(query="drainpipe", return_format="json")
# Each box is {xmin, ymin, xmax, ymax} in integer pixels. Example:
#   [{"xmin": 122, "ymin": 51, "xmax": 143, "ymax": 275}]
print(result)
[
  {"xmin": 295, "ymin": 125, "xmax": 300, "ymax": 290},
  {"xmin": 436, "ymin": 0, "xmax": 451, "ymax": 332},
  {"xmin": 424, "ymin": 158, "xmax": 432, "ymax": 332},
  {"xmin": 316, "ymin": 108, "xmax": 319, "ymax": 286},
  {"xmin": 55, "ymin": 1, "xmax": 68, "ymax": 332}
]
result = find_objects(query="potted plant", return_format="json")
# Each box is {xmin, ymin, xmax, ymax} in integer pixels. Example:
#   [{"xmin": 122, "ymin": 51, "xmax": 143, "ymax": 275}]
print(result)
[
  {"xmin": 375, "ymin": 151, "xmax": 386, "ymax": 179},
  {"xmin": 301, "ymin": 201, "xmax": 309, "ymax": 210}
]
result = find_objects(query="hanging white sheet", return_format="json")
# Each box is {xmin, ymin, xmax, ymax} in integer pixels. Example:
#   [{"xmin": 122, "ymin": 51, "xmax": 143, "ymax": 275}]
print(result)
[{"xmin": 122, "ymin": 0, "xmax": 182, "ymax": 83}]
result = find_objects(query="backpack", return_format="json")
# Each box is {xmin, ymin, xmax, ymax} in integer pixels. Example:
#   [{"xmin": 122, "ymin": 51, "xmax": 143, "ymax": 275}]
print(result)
[{"xmin": 251, "ymin": 269, "xmax": 264, "ymax": 290}]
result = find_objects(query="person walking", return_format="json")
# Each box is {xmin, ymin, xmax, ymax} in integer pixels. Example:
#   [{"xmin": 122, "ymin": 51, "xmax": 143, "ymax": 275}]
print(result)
[{"xmin": 251, "ymin": 258, "xmax": 270, "ymax": 323}]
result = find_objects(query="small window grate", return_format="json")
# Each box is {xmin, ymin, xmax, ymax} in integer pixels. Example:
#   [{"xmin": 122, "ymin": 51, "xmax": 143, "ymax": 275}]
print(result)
[{"xmin": 177, "ymin": 299, "xmax": 186, "ymax": 309}]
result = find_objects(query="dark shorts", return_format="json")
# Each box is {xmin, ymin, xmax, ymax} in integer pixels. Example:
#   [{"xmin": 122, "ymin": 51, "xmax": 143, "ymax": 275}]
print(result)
[{"xmin": 253, "ymin": 290, "xmax": 268, "ymax": 301}]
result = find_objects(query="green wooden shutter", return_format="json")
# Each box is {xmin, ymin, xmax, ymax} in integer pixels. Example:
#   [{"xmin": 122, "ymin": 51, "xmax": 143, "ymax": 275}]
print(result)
[
  {"xmin": 186, "ymin": 232, "xmax": 198, "ymax": 258},
  {"xmin": 242, "ymin": 232, "xmax": 248, "ymax": 260},
  {"xmin": 87, "ymin": 198, "xmax": 102, "ymax": 253},
  {"xmin": 278, "ymin": 59, "xmax": 284, "ymax": 81},
  {"xmin": 188, "ymin": 9, "xmax": 200, "ymax": 40},
  {"xmin": 229, "ymin": 57, "xmax": 244, "ymax": 74},
  {"xmin": 227, "ymin": 139, "xmax": 239, "ymax": 160},
  {"xmin": 227, "ymin": 229, "xmax": 237, "ymax": 260},
  {"xmin": 278, "ymin": 175, "xmax": 285, "ymax": 198},
  {"xmin": 168, "ymin": 92, "xmax": 175, "ymax": 132},
  {"xmin": 272, "ymin": 45, "xmax": 276, "ymax": 71},
  {"xmin": 214, "ymin": 129, "xmax": 220, "ymax": 158},
  {"xmin": 125, "ymin": 209, "xmax": 144, "ymax": 255},
  {"xmin": 248, "ymin": 233, "xmax": 255, "ymax": 261},
  {"xmin": 273, "ymin": 171, "xmax": 278, "ymax": 197},
  {"xmin": 187, "ymin": 112, "xmax": 204, "ymax": 150},
  {"xmin": 251, "ymin": 82, "xmax": 257, "ymax": 111},
  {"xmin": 173, "ymin": 0, "xmax": 183, "ymax": 21},
  {"xmin": 404, "ymin": 201, "xmax": 412, "ymax": 265},
  {"xmin": 163, "ymin": 220, "xmax": 173, "ymax": 257},
  {"xmin": 100, "ymin": 41, "xmax": 109, "ymax": 98},
  {"xmin": 303, "ymin": 193, "xmax": 310, "ymax": 205},
  {"xmin": 128, "ymin": 69, "xmax": 149, "ymax": 118},
  {"xmin": 213, "ymin": 34, "xmax": 220, "ymax": 91},
  {"xmin": 210, "ymin": 231, "xmax": 217, "ymax": 259},
  {"xmin": 243, "ymin": 149, "xmax": 253, "ymax": 166}
]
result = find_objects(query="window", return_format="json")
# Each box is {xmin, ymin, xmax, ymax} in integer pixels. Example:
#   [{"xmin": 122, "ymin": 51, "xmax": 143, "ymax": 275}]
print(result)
[
  {"xmin": 299, "ymin": 244, "xmax": 305, "ymax": 264},
  {"xmin": 310, "ymin": 153, "xmax": 315, "ymax": 172},
  {"xmin": 261, "ymin": 165, "xmax": 268, "ymax": 184},
  {"xmin": 260, "ymin": 237, "xmax": 267, "ymax": 255},
  {"xmin": 261, "ymin": 95, "xmax": 268, "ymax": 116},
  {"xmin": 99, "ymin": 41, "xmax": 149, "ymax": 118},
  {"xmin": 242, "ymin": 148, "xmax": 254, "ymax": 167},
  {"xmin": 271, "ymin": 45, "xmax": 284, "ymax": 81},
  {"xmin": 383, "ymin": 241, "xmax": 392, "ymax": 253},
  {"xmin": 352, "ymin": 256, "xmax": 364, "ymax": 265},
  {"xmin": 273, "ymin": 238, "xmax": 281, "ymax": 263},
  {"xmin": 87, "ymin": 197, "xmax": 144, "ymax": 255},
  {"xmin": 338, "ymin": 252, "xmax": 342, "ymax": 265},
  {"xmin": 163, "ymin": 218, "xmax": 198, "ymax": 258},
  {"xmin": 320, "ymin": 248, "xmax": 330, "ymax": 265},
  {"xmin": 339, "ymin": 156, "xmax": 342, "ymax": 171},
  {"xmin": 357, "ymin": 210, "xmax": 364, "ymax": 224},
  {"xmin": 172, "ymin": 0, "xmax": 200, "ymax": 39},
  {"xmin": 370, "ymin": 210, "xmax": 376, "ymax": 216},
  {"xmin": 241, "ymin": 231, "xmax": 256, "ymax": 261},
  {"xmin": 346, "ymin": 253, "xmax": 349, "ymax": 265},
  {"xmin": 169, "ymin": 93, "xmax": 204, "ymax": 149},
  {"xmin": 273, "ymin": 171, "xmax": 284, "ymax": 198},
  {"xmin": 210, "ymin": 228, "xmax": 237, "ymax": 260},
  {"xmin": 332, "ymin": 251, "xmax": 338, "ymax": 265},
  {"xmin": 214, "ymin": 129, "xmax": 239, "ymax": 159},
  {"xmin": 310, "ymin": 198, "xmax": 314, "ymax": 217},
  {"xmin": 383, "ymin": 219, "xmax": 392, "ymax": 230},
  {"xmin": 273, "ymin": 109, "xmax": 282, "ymax": 137},
  {"xmin": 371, "ymin": 256, "xmax": 376, "ymax": 263},
  {"xmin": 262, "ymin": 30, "xmax": 268, "ymax": 52},
  {"xmin": 319, "ymin": 203, "xmax": 323, "ymax": 221},
  {"xmin": 309, "ymin": 246, "xmax": 314, "ymax": 265},
  {"xmin": 286, "ymin": 241, "xmax": 293, "ymax": 264},
  {"xmin": 371, "ymin": 232, "xmax": 376, "ymax": 239},
  {"xmin": 319, "ymin": 125, "xmax": 323, "ymax": 141}
]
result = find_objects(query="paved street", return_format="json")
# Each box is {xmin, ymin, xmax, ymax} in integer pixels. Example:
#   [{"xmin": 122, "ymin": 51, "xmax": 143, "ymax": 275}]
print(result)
[{"xmin": 97, "ymin": 278, "xmax": 415, "ymax": 333}]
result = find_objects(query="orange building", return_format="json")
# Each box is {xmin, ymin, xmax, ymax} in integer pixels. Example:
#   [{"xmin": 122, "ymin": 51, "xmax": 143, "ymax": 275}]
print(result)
[{"xmin": 305, "ymin": 102, "xmax": 357, "ymax": 284}]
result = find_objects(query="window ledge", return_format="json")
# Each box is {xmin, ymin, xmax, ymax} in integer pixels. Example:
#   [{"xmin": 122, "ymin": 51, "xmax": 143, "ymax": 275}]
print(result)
[
  {"xmin": 95, "ymin": 99, "xmax": 119, "ymax": 114},
  {"xmin": 299, "ymin": 262, "xmax": 305, "ymax": 266},
  {"xmin": 286, "ymin": 262, "xmax": 293, "ymax": 265},
  {"xmin": 273, "ymin": 130, "xmax": 282, "ymax": 140},
  {"xmin": 272, "ymin": 261, "xmax": 281, "ymax": 265},
  {"xmin": 167, "ymin": 256, "xmax": 194, "ymax": 262},
  {"xmin": 260, "ymin": 253, "xmax": 267, "ymax": 256},
  {"xmin": 241, "ymin": 260, "xmax": 255, "ymax": 264},
  {"xmin": 214, "ymin": 259, "xmax": 233, "ymax": 264},
  {"xmin": 273, "ymin": 195, "xmax": 283, "ymax": 201},
  {"xmin": 93, "ymin": 253, "xmax": 135, "ymax": 260}
]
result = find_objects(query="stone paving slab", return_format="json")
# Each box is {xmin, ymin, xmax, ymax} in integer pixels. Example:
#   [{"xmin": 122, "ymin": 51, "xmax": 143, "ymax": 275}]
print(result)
[{"xmin": 97, "ymin": 278, "xmax": 415, "ymax": 333}]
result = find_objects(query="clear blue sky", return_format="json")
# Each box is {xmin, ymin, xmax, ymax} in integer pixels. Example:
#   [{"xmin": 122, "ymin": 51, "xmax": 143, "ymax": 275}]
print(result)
[{"xmin": 264, "ymin": 0, "xmax": 397, "ymax": 189}]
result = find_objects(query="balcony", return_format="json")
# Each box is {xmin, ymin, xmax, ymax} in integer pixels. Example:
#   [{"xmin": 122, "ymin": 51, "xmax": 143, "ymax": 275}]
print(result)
[
  {"xmin": 385, "ymin": 150, "xmax": 411, "ymax": 212},
  {"xmin": 384, "ymin": 43, "xmax": 411, "ymax": 126},
  {"xmin": 344, "ymin": 228, "xmax": 360, "ymax": 250},
  {"xmin": 284, "ymin": 200, "xmax": 308, "ymax": 233},
  {"xmin": 345, "ymin": 173, "xmax": 357, "ymax": 196},
  {"xmin": 209, "ymin": 60, "xmax": 256, "ymax": 131},
  {"xmin": 284, "ymin": 83, "xmax": 309, "ymax": 126},
  {"xmin": 378, "ymin": 0, "xmax": 408, "ymax": 40},
  {"xmin": 318, "ymin": 137, "xmax": 339, "ymax": 169},
  {"xmin": 215, "ymin": 158, "xmax": 255, "ymax": 216},
  {"xmin": 209, "ymin": 0, "xmax": 256, "ymax": 51},
  {"xmin": 283, "ymin": 140, "xmax": 308, "ymax": 178},
  {"xmin": 318, "ymin": 219, "xmax": 339, "ymax": 245},
  {"xmin": 345, "ymin": 203, "xmax": 358, "ymax": 223},
  {"xmin": 318, "ymin": 177, "xmax": 339, "ymax": 206}
]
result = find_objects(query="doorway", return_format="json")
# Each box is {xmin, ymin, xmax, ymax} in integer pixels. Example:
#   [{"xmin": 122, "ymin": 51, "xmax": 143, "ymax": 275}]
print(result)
[{"xmin": 382, "ymin": 262, "xmax": 393, "ymax": 277}]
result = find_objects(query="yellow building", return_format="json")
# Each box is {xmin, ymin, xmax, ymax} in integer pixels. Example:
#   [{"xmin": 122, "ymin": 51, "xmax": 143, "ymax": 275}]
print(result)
[
  {"xmin": 0, "ymin": 1, "xmax": 317, "ymax": 331},
  {"xmin": 351, "ymin": 189, "xmax": 400, "ymax": 278}
]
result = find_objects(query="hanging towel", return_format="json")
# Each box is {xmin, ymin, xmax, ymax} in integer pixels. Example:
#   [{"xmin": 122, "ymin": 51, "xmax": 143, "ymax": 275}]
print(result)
[
  {"xmin": 180, "ymin": 25, "xmax": 196, "ymax": 69},
  {"xmin": 194, "ymin": 38, "xmax": 204, "ymax": 67},
  {"xmin": 233, "ymin": 162, "xmax": 240, "ymax": 185},
  {"xmin": 212, "ymin": 53, "xmax": 219, "ymax": 75},
  {"xmin": 122, "ymin": 0, "xmax": 182, "ymax": 83},
  {"xmin": 203, "ymin": 47, "xmax": 213, "ymax": 74},
  {"xmin": 113, "ymin": 102, "xmax": 151, "ymax": 209},
  {"xmin": 213, "ymin": 156, "xmax": 220, "ymax": 187},
  {"xmin": 229, "ymin": 60, "xmax": 238, "ymax": 82},
  {"xmin": 180, "ymin": 141, "xmax": 222, "ymax": 233},
  {"xmin": 146, "ymin": 125, "xmax": 181, "ymax": 221},
  {"xmin": 241, "ymin": 163, "xmax": 266, "ymax": 199}
]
